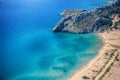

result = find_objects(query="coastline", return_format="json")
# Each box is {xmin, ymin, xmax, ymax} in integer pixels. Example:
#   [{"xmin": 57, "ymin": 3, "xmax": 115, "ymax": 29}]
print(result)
[
  {"xmin": 68, "ymin": 36, "xmax": 107, "ymax": 80},
  {"xmin": 52, "ymin": 0, "xmax": 119, "ymax": 33},
  {"xmin": 51, "ymin": 0, "xmax": 120, "ymax": 79},
  {"xmin": 69, "ymin": 29, "xmax": 120, "ymax": 80}
]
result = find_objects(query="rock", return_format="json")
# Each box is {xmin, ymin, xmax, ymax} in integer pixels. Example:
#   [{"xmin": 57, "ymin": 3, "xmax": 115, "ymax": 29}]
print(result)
[
  {"xmin": 52, "ymin": 0, "xmax": 120, "ymax": 33},
  {"xmin": 60, "ymin": 10, "xmax": 87, "ymax": 17}
]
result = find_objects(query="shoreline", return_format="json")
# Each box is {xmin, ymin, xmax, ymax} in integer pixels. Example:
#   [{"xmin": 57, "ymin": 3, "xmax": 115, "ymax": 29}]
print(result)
[
  {"xmin": 69, "ymin": 36, "xmax": 107, "ymax": 80},
  {"xmin": 69, "ymin": 29, "xmax": 120, "ymax": 80}
]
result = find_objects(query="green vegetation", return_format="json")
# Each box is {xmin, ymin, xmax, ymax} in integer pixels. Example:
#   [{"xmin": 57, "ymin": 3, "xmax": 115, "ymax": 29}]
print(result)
[
  {"xmin": 100, "ymin": 3, "xmax": 120, "ymax": 18},
  {"xmin": 114, "ymin": 20, "xmax": 120, "ymax": 27},
  {"xmin": 97, "ymin": 2, "xmax": 120, "ymax": 30},
  {"xmin": 100, "ymin": 11, "xmax": 109, "ymax": 18},
  {"xmin": 115, "ymin": 54, "xmax": 119, "ymax": 61},
  {"xmin": 54, "ymin": 0, "xmax": 120, "ymax": 33},
  {"xmin": 74, "ymin": 22, "xmax": 80, "ymax": 28},
  {"xmin": 74, "ymin": 15, "xmax": 97, "ymax": 30},
  {"xmin": 97, "ymin": 51, "xmax": 115, "ymax": 80},
  {"xmin": 110, "ymin": 52, "xmax": 114, "ymax": 58},
  {"xmin": 108, "ymin": 6, "xmax": 120, "ymax": 15},
  {"xmin": 118, "ymin": 14, "xmax": 120, "ymax": 17},
  {"xmin": 98, "ymin": 61, "xmax": 114, "ymax": 80},
  {"xmin": 106, "ymin": 66, "xmax": 111, "ymax": 72}
]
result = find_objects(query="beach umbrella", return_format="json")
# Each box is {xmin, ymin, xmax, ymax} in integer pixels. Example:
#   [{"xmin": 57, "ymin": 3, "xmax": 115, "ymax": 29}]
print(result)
[
  {"xmin": 82, "ymin": 76, "xmax": 88, "ymax": 79},
  {"xmin": 92, "ymin": 69, "xmax": 98, "ymax": 72},
  {"xmin": 105, "ymin": 52, "xmax": 109, "ymax": 55}
]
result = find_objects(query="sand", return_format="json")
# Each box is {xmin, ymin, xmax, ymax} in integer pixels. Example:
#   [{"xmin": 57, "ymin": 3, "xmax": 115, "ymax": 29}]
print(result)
[{"xmin": 69, "ymin": 29, "xmax": 120, "ymax": 80}]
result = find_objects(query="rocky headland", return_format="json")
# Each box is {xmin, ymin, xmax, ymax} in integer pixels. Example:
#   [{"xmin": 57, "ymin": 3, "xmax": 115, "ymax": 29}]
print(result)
[
  {"xmin": 53, "ymin": 0, "xmax": 120, "ymax": 33},
  {"xmin": 52, "ymin": 0, "xmax": 120, "ymax": 80}
]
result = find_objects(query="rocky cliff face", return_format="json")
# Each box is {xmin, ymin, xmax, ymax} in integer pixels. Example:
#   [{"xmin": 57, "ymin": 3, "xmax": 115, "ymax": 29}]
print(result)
[{"xmin": 53, "ymin": 0, "xmax": 120, "ymax": 33}]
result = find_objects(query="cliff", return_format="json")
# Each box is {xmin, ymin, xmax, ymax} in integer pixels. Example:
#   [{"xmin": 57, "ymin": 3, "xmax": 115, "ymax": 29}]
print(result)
[{"xmin": 52, "ymin": 0, "xmax": 120, "ymax": 33}]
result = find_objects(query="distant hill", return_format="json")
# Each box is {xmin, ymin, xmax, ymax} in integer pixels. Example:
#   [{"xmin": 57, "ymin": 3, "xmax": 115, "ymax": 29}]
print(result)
[{"xmin": 53, "ymin": 0, "xmax": 120, "ymax": 33}]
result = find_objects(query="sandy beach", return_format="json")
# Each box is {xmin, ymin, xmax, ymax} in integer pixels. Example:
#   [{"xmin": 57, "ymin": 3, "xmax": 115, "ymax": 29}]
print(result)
[{"xmin": 69, "ymin": 29, "xmax": 120, "ymax": 80}]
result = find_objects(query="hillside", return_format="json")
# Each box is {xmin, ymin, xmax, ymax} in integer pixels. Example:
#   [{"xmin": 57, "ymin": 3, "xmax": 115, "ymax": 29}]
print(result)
[{"xmin": 53, "ymin": 0, "xmax": 120, "ymax": 33}]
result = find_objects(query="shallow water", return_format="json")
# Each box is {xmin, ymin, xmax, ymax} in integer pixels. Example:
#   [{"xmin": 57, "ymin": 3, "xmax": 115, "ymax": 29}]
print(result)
[{"xmin": 0, "ymin": 0, "xmax": 108, "ymax": 80}]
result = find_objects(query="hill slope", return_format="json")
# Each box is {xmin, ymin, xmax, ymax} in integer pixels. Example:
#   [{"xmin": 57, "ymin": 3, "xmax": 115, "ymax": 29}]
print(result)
[{"xmin": 53, "ymin": 0, "xmax": 120, "ymax": 33}]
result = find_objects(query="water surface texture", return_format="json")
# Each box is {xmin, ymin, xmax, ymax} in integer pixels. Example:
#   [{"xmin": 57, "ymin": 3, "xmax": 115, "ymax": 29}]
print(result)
[{"xmin": 1, "ymin": 0, "xmax": 108, "ymax": 80}]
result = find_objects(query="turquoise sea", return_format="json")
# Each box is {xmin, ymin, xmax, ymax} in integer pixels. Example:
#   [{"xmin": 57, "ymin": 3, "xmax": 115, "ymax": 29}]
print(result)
[{"xmin": 1, "ymin": 0, "xmax": 108, "ymax": 80}]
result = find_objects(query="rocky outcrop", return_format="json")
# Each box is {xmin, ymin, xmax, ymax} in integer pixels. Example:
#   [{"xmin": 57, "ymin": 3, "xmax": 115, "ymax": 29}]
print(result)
[{"xmin": 53, "ymin": 0, "xmax": 120, "ymax": 33}]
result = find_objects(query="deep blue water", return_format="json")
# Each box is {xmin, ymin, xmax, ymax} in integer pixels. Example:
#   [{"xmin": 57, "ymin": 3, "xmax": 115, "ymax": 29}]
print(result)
[{"xmin": 0, "ymin": 0, "xmax": 108, "ymax": 80}]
